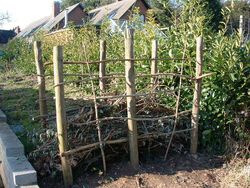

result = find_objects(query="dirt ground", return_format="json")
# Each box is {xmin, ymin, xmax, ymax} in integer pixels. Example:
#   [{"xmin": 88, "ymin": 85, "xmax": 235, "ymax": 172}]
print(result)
[{"xmin": 38, "ymin": 153, "xmax": 249, "ymax": 188}]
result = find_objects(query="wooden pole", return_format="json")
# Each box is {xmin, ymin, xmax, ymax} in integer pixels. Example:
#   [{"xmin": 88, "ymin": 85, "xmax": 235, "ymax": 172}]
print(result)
[
  {"xmin": 53, "ymin": 46, "xmax": 73, "ymax": 187},
  {"xmin": 34, "ymin": 41, "xmax": 48, "ymax": 128},
  {"xmin": 99, "ymin": 40, "xmax": 107, "ymax": 92},
  {"xmin": 151, "ymin": 40, "xmax": 158, "ymax": 90},
  {"xmin": 190, "ymin": 37, "xmax": 203, "ymax": 154},
  {"xmin": 239, "ymin": 15, "xmax": 244, "ymax": 45},
  {"xmin": 124, "ymin": 29, "xmax": 139, "ymax": 169}
]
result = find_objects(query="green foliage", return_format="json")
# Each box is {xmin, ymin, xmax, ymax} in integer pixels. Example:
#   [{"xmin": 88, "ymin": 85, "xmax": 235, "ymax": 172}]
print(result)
[
  {"xmin": 223, "ymin": 0, "xmax": 250, "ymax": 34},
  {"xmin": 0, "ymin": 39, "xmax": 35, "ymax": 74},
  {"xmin": 61, "ymin": 0, "xmax": 82, "ymax": 9},
  {"xmin": 61, "ymin": 0, "xmax": 115, "ymax": 11},
  {"xmin": 200, "ymin": 32, "xmax": 250, "ymax": 152},
  {"xmin": 147, "ymin": 0, "xmax": 173, "ymax": 26},
  {"xmin": 206, "ymin": 0, "xmax": 223, "ymax": 31}
]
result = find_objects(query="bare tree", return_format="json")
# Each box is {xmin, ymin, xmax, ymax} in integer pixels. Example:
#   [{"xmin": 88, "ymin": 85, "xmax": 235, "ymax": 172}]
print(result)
[{"xmin": 0, "ymin": 12, "xmax": 10, "ymax": 26}]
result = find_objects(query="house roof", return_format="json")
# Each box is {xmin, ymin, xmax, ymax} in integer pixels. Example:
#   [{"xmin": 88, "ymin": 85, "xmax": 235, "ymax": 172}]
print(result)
[
  {"xmin": 89, "ymin": 0, "xmax": 150, "ymax": 25},
  {"xmin": 16, "ymin": 3, "xmax": 83, "ymax": 38},
  {"xmin": 43, "ymin": 3, "xmax": 84, "ymax": 31},
  {"xmin": 15, "ymin": 16, "xmax": 50, "ymax": 38},
  {"xmin": 0, "ymin": 30, "xmax": 16, "ymax": 43}
]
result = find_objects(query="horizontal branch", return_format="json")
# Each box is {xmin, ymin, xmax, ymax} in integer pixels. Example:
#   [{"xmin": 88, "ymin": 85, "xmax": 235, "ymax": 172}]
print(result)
[
  {"xmin": 63, "ymin": 58, "xmax": 187, "ymax": 65},
  {"xmin": 195, "ymin": 72, "xmax": 214, "ymax": 80},
  {"xmin": 62, "ymin": 72, "xmax": 194, "ymax": 84},
  {"xmin": 62, "ymin": 128, "xmax": 193, "ymax": 156},
  {"xmin": 138, "ymin": 73, "xmax": 192, "ymax": 80},
  {"xmin": 72, "ymin": 109, "xmax": 191, "ymax": 126}
]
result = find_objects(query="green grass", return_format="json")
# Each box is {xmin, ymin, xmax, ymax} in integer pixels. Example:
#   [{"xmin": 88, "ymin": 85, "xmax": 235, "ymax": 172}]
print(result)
[
  {"xmin": 0, "ymin": 71, "xmax": 42, "ymax": 152},
  {"xmin": 0, "ymin": 70, "xmax": 91, "ymax": 153}
]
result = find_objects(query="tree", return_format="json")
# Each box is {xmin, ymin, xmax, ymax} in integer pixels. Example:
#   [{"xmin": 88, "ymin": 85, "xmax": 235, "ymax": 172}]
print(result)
[
  {"xmin": 61, "ymin": 0, "xmax": 114, "ymax": 10},
  {"xmin": 146, "ymin": 0, "xmax": 222, "ymax": 30},
  {"xmin": 61, "ymin": 0, "xmax": 83, "ymax": 9},
  {"xmin": 0, "ymin": 12, "xmax": 10, "ymax": 26},
  {"xmin": 180, "ymin": 0, "xmax": 223, "ymax": 31},
  {"xmin": 146, "ymin": 0, "xmax": 173, "ymax": 26},
  {"xmin": 223, "ymin": 0, "xmax": 250, "ymax": 33},
  {"xmin": 206, "ymin": 0, "xmax": 223, "ymax": 31}
]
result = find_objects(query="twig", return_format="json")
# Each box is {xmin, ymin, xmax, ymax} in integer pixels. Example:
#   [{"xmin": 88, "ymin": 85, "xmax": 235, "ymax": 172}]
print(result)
[
  {"xmin": 84, "ymin": 45, "xmax": 107, "ymax": 174},
  {"xmin": 71, "ymin": 109, "xmax": 191, "ymax": 126},
  {"xmin": 62, "ymin": 128, "xmax": 193, "ymax": 156},
  {"xmin": 164, "ymin": 41, "xmax": 187, "ymax": 160},
  {"xmin": 62, "ymin": 58, "xmax": 187, "ymax": 65}
]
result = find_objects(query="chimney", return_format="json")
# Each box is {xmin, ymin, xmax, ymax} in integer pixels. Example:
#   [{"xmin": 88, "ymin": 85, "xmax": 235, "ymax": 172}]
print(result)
[
  {"xmin": 64, "ymin": 9, "xmax": 68, "ymax": 28},
  {"xmin": 53, "ymin": 1, "xmax": 60, "ymax": 18},
  {"xmin": 14, "ymin": 26, "xmax": 21, "ymax": 34}
]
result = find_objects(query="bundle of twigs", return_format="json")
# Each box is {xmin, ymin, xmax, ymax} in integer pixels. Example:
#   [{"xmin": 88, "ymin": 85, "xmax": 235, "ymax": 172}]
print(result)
[{"xmin": 29, "ymin": 95, "xmax": 191, "ymax": 176}]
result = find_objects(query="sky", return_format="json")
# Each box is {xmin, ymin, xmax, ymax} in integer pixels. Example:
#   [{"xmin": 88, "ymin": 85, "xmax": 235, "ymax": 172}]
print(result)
[{"xmin": 0, "ymin": 0, "xmax": 54, "ymax": 30}]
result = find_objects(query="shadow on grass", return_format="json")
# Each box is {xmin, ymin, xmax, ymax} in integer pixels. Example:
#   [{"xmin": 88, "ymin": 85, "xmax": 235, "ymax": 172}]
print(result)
[{"xmin": 0, "ymin": 86, "xmax": 88, "ymax": 153}]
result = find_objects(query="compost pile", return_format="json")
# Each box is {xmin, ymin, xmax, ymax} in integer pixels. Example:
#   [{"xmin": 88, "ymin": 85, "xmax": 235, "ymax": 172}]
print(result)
[{"xmin": 29, "ymin": 96, "xmax": 191, "ymax": 177}]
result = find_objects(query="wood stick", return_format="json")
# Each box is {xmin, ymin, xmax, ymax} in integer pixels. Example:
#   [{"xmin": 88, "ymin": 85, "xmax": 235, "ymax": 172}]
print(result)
[
  {"xmin": 53, "ymin": 46, "xmax": 73, "ymax": 187},
  {"xmin": 44, "ymin": 61, "xmax": 53, "ymax": 66},
  {"xmin": 75, "ymin": 90, "xmax": 175, "ymax": 101},
  {"xmin": 62, "ymin": 128, "xmax": 194, "ymax": 156},
  {"xmin": 72, "ymin": 109, "xmax": 191, "ymax": 126},
  {"xmin": 239, "ymin": 15, "xmax": 244, "ymax": 45},
  {"xmin": 99, "ymin": 40, "xmax": 107, "ymax": 92},
  {"xmin": 84, "ymin": 45, "xmax": 107, "ymax": 174},
  {"xmin": 63, "ymin": 72, "xmax": 194, "ymax": 83},
  {"xmin": 64, "ymin": 73, "xmax": 123, "ymax": 77},
  {"xmin": 34, "ymin": 41, "xmax": 48, "ymax": 128},
  {"xmin": 138, "ymin": 73, "xmax": 192, "ymax": 79},
  {"xmin": 45, "ymin": 58, "xmax": 188, "ymax": 67},
  {"xmin": 164, "ymin": 41, "xmax": 187, "ymax": 160},
  {"xmin": 62, "ymin": 58, "xmax": 187, "ymax": 65},
  {"xmin": 195, "ymin": 72, "xmax": 214, "ymax": 80},
  {"xmin": 151, "ymin": 40, "xmax": 158, "ymax": 89},
  {"xmin": 190, "ymin": 36, "xmax": 204, "ymax": 154},
  {"xmin": 125, "ymin": 28, "xmax": 139, "ymax": 169},
  {"xmin": 64, "ymin": 73, "xmax": 99, "ymax": 77}
]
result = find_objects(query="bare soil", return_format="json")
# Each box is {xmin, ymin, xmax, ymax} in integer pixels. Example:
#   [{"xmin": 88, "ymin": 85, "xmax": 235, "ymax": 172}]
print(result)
[{"xmin": 38, "ymin": 153, "xmax": 237, "ymax": 188}]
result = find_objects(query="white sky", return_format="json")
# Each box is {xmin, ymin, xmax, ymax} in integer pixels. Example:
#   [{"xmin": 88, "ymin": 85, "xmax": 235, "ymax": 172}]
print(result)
[{"xmin": 0, "ymin": 0, "xmax": 55, "ymax": 30}]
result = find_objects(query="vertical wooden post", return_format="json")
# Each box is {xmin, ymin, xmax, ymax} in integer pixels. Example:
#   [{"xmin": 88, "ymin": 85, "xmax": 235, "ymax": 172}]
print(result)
[
  {"xmin": 99, "ymin": 40, "xmax": 107, "ymax": 92},
  {"xmin": 239, "ymin": 15, "xmax": 244, "ymax": 45},
  {"xmin": 34, "ymin": 41, "xmax": 48, "ymax": 128},
  {"xmin": 190, "ymin": 36, "xmax": 203, "ymax": 154},
  {"xmin": 151, "ymin": 40, "xmax": 158, "ymax": 90},
  {"xmin": 53, "ymin": 46, "xmax": 73, "ymax": 187},
  {"xmin": 124, "ymin": 29, "xmax": 139, "ymax": 169}
]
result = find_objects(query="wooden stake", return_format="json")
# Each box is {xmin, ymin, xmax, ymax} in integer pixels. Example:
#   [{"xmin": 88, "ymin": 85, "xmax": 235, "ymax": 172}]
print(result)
[
  {"xmin": 34, "ymin": 41, "xmax": 48, "ymax": 128},
  {"xmin": 151, "ymin": 40, "xmax": 158, "ymax": 89},
  {"xmin": 190, "ymin": 37, "xmax": 203, "ymax": 154},
  {"xmin": 124, "ymin": 29, "xmax": 139, "ymax": 169},
  {"xmin": 53, "ymin": 46, "xmax": 73, "ymax": 187},
  {"xmin": 99, "ymin": 40, "xmax": 107, "ymax": 92},
  {"xmin": 239, "ymin": 15, "xmax": 244, "ymax": 45}
]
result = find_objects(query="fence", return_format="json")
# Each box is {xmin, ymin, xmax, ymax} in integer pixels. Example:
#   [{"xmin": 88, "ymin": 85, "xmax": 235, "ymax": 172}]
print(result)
[{"xmin": 34, "ymin": 28, "xmax": 210, "ymax": 187}]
